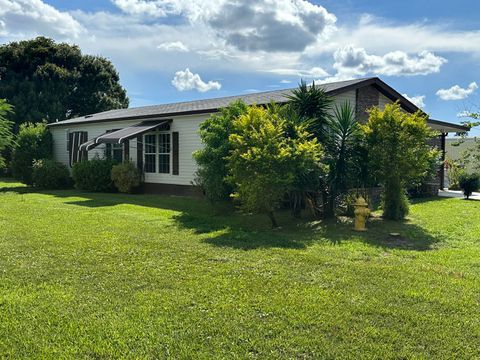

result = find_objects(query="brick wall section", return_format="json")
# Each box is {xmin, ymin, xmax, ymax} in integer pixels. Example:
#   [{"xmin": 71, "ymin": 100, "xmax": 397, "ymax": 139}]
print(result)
[{"xmin": 355, "ymin": 85, "xmax": 380, "ymax": 123}]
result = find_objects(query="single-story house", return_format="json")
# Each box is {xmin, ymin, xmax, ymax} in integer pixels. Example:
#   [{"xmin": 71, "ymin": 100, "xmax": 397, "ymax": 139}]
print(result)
[{"xmin": 47, "ymin": 77, "xmax": 469, "ymax": 195}]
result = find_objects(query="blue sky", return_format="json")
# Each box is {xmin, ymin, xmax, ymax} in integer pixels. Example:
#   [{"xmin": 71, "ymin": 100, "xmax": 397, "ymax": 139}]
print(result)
[{"xmin": 1, "ymin": 0, "xmax": 479, "ymax": 135}]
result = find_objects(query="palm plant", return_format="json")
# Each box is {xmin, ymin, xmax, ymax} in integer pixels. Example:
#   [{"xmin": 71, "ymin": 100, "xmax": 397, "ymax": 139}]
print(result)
[
  {"xmin": 324, "ymin": 101, "xmax": 362, "ymax": 217},
  {"xmin": 286, "ymin": 80, "xmax": 333, "ymax": 142}
]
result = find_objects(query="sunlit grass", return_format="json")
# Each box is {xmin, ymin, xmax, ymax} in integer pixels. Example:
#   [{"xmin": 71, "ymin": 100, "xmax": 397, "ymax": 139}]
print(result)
[{"xmin": 1, "ymin": 180, "xmax": 479, "ymax": 358}]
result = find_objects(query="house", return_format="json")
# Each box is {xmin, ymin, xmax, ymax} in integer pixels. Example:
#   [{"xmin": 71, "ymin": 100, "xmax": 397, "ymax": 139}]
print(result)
[{"xmin": 47, "ymin": 77, "xmax": 468, "ymax": 195}]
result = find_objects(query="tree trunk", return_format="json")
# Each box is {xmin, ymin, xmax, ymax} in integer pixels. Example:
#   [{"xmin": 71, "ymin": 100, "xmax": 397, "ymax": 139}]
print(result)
[
  {"xmin": 322, "ymin": 190, "xmax": 335, "ymax": 219},
  {"xmin": 267, "ymin": 211, "xmax": 279, "ymax": 228}
]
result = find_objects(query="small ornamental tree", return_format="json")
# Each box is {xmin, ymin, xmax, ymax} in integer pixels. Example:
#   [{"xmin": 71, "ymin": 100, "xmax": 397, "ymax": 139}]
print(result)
[
  {"xmin": 0, "ymin": 99, "xmax": 14, "ymax": 171},
  {"xmin": 363, "ymin": 102, "xmax": 439, "ymax": 220},
  {"xmin": 193, "ymin": 100, "xmax": 248, "ymax": 202},
  {"xmin": 458, "ymin": 173, "xmax": 479, "ymax": 199},
  {"xmin": 228, "ymin": 106, "xmax": 324, "ymax": 227},
  {"xmin": 11, "ymin": 122, "xmax": 52, "ymax": 184}
]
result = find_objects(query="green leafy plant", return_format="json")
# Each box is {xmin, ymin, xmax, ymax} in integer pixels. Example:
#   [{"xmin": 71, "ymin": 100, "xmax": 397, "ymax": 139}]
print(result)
[
  {"xmin": 228, "ymin": 106, "xmax": 324, "ymax": 227},
  {"xmin": 11, "ymin": 122, "xmax": 52, "ymax": 184},
  {"xmin": 0, "ymin": 99, "xmax": 14, "ymax": 171},
  {"xmin": 72, "ymin": 157, "xmax": 117, "ymax": 192},
  {"xmin": 445, "ymin": 158, "xmax": 465, "ymax": 190},
  {"xmin": 363, "ymin": 102, "xmax": 439, "ymax": 220},
  {"xmin": 111, "ymin": 162, "xmax": 142, "ymax": 193},
  {"xmin": 286, "ymin": 80, "xmax": 333, "ymax": 142},
  {"xmin": 323, "ymin": 101, "xmax": 363, "ymax": 217},
  {"xmin": 32, "ymin": 159, "xmax": 71, "ymax": 189},
  {"xmin": 193, "ymin": 100, "xmax": 248, "ymax": 202},
  {"xmin": 458, "ymin": 173, "xmax": 479, "ymax": 199}
]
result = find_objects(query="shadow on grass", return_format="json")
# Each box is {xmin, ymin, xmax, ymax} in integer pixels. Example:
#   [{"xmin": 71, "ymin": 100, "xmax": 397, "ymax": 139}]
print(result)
[{"xmin": 0, "ymin": 183, "xmax": 442, "ymax": 251}]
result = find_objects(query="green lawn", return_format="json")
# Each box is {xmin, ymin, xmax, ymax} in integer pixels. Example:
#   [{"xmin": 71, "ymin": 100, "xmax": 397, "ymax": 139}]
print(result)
[{"xmin": 1, "ymin": 180, "xmax": 479, "ymax": 359}]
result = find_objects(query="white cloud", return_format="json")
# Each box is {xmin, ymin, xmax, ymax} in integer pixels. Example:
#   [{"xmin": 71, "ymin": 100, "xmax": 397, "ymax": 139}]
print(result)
[
  {"xmin": 402, "ymin": 94, "xmax": 426, "ymax": 108},
  {"xmin": 333, "ymin": 45, "xmax": 446, "ymax": 77},
  {"xmin": 112, "ymin": 0, "xmax": 336, "ymax": 53},
  {"xmin": 280, "ymin": 79, "xmax": 292, "ymax": 84},
  {"xmin": 330, "ymin": 15, "xmax": 480, "ymax": 57},
  {"xmin": 0, "ymin": 0, "xmax": 84, "ymax": 38},
  {"xmin": 157, "ymin": 41, "xmax": 189, "ymax": 52},
  {"xmin": 171, "ymin": 68, "xmax": 221, "ymax": 92},
  {"xmin": 436, "ymin": 82, "xmax": 478, "ymax": 101},
  {"xmin": 265, "ymin": 67, "xmax": 329, "ymax": 78}
]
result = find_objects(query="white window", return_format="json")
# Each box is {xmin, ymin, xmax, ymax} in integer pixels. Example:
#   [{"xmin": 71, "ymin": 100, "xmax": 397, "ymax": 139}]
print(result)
[
  {"xmin": 144, "ymin": 134, "xmax": 156, "ymax": 173},
  {"xmin": 143, "ymin": 132, "xmax": 171, "ymax": 174},
  {"xmin": 158, "ymin": 133, "xmax": 171, "ymax": 174}
]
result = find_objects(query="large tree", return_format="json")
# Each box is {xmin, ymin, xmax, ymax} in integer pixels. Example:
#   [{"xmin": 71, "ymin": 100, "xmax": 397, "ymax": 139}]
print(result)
[{"xmin": 0, "ymin": 37, "xmax": 129, "ymax": 129}]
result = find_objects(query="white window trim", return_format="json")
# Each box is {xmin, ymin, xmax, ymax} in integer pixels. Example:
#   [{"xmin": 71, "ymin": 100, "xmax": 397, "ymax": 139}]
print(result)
[{"xmin": 143, "ymin": 130, "xmax": 172, "ymax": 175}]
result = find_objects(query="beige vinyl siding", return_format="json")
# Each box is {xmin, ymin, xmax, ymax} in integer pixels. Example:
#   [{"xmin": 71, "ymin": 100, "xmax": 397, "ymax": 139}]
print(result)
[{"xmin": 50, "ymin": 114, "xmax": 209, "ymax": 186}]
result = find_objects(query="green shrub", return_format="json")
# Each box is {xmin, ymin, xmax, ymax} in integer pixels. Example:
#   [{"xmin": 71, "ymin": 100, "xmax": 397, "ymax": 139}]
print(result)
[
  {"xmin": 11, "ymin": 122, "xmax": 52, "ymax": 185},
  {"xmin": 459, "ymin": 173, "xmax": 480, "ymax": 199},
  {"xmin": 72, "ymin": 157, "xmax": 117, "ymax": 192},
  {"xmin": 363, "ymin": 103, "xmax": 439, "ymax": 220},
  {"xmin": 32, "ymin": 159, "xmax": 71, "ymax": 189},
  {"xmin": 193, "ymin": 100, "xmax": 248, "ymax": 202},
  {"xmin": 111, "ymin": 162, "xmax": 141, "ymax": 193}
]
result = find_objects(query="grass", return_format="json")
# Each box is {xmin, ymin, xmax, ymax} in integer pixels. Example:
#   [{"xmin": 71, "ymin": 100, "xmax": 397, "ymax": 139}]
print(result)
[{"xmin": 1, "ymin": 179, "xmax": 479, "ymax": 359}]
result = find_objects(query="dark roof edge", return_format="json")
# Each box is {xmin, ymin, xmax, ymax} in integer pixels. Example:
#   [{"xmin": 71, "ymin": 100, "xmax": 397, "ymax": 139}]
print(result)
[
  {"xmin": 428, "ymin": 119, "xmax": 470, "ymax": 132},
  {"xmin": 47, "ymin": 108, "xmax": 221, "ymax": 127}
]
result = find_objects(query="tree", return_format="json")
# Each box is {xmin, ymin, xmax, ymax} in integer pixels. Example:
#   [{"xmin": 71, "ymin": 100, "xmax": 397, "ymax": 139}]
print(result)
[
  {"xmin": 193, "ymin": 100, "xmax": 248, "ymax": 202},
  {"xmin": 228, "ymin": 106, "xmax": 324, "ymax": 227},
  {"xmin": 457, "ymin": 110, "xmax": 480, "ymax": 172},
  {"xmin": 0, "ymin": 37, "xmax": 128, "ymax": 130},
  {"xmin": 363, "ymin": 102, "xmax": 439, "ymax": 220},
  {"xmin": 0, "ymin": 99, "xmax": 14, "ymax": 170},
  {"xmin": 324, "ymin": 102, "xmax": 363, "ymax": 216},
  {"xmin": 11, "ymin": 122, "xmax": 53, "ymax": 185}
]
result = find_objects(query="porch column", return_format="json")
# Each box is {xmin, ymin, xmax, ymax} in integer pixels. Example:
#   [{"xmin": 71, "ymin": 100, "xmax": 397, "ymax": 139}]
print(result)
[{"xmin": 440, "ymin": 133, "xmax": 446, "ymax": 189}]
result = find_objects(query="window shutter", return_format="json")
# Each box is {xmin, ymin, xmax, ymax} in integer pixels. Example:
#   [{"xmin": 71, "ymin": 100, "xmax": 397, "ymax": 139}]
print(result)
[
  {"xmin": 68, "ymin": 131, "xmax": 88, "ymax": 166},
  {"xmin": 137, "ymin": 136, "xmax": 143, "ymax": 171},
  {"xmin": 68, "ymin": 132, "xmax": 74, "ymax": 167},
  {"xmin": 172, "ymin": 132, "xmax": 179, "ymax": 175}
]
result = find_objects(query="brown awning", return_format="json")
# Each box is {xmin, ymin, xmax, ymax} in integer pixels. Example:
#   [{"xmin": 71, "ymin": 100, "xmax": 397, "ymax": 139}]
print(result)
[
  {"xmin": 79, "ymin": 120, "xmax": 171, "ymax": 151},
  {"xmin": 96, "ymin": 120, "xmax": 171, "ymax": 144}
]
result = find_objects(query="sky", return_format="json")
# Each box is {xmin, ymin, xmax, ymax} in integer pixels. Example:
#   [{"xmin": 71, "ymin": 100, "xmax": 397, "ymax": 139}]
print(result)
[{"xmin": 0, "ymin": 0, "xmax": 479, "ymax": 135}]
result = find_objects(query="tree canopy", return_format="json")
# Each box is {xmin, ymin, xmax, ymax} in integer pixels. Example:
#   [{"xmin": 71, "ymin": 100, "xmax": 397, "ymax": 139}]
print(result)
[
  {"xmin": 0, "ymin": 37, "xmax": 129, "ymax": 129},
  {"xmin": 363, "ymin": 102, "xmax": 439, "ymax": 220},
  {"xmin": 0, "ymin": 99, "xmax": 14, "ymax": 170}
]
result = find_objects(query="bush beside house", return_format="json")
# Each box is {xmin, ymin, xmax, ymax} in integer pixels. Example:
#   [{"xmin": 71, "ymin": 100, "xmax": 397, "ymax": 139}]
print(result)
[
  {"xmin": 32, "ymin": 159, "xmax": 71, "ymax": 189},
  {"xmin": 111, "ymin": 162, "xmax": 142, "ymax": 193},
  {"xmin": 459, "ymin": 173, "xmax": 480, "ymax": 199},
  {"xmin": 72, "ymin": 157, "xmax": 117, "ymax": 192},
  {"xmin": 11, "ymin": 122, "xmax": 52, "ymax": 184}
]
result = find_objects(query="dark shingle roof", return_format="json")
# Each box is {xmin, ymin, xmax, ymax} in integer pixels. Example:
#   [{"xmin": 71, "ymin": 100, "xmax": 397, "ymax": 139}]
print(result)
[{"xmin": 48, "ymin": 78, "xmax": 374, "ymax": 127}]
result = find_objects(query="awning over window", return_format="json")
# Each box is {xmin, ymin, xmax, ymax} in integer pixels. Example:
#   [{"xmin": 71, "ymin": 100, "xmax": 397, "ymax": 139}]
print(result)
[{"xmin": 78, "ymin": 120, "xmax": 171, "ymax": 151}]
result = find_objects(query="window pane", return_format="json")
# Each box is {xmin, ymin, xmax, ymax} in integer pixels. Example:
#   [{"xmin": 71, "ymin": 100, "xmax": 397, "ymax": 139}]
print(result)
[
  {"xmin": 159, "ymin": 133, "xmax": 170, "ymax": 153},
  {"xmin": 145, "ymin": 134, "xmax": 156, "ymax": 154},
  {"xmin": 145, "ymin": 154, "xmax": 156, "ymax": 173},
  {"xmin": 112, "ymin": 147, "xmax": 123, "ymax": 163},
  {"xmin": 158, "ymin": 154, "xmax": 170, "ymax": 174}
]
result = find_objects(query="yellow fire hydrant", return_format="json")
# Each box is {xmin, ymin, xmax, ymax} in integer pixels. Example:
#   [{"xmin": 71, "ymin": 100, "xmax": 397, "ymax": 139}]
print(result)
[{"xmin": 354, "ymin": 196, "xmax": 370, "ymax": 231}]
